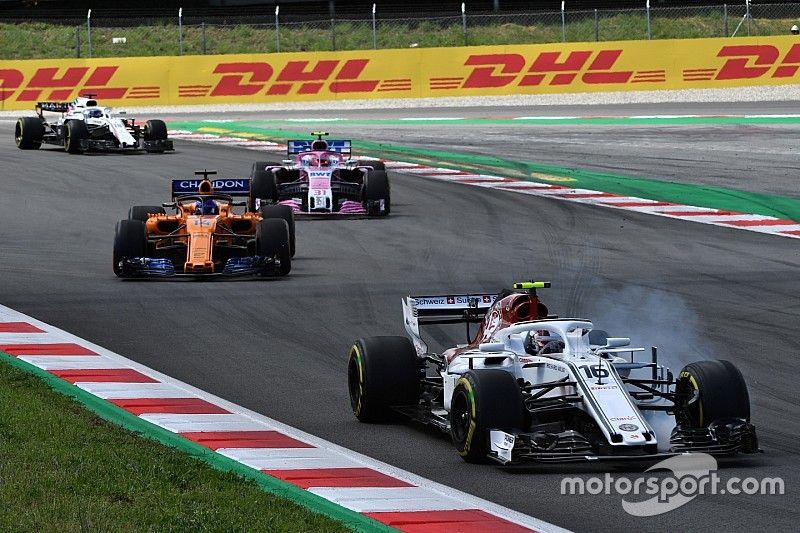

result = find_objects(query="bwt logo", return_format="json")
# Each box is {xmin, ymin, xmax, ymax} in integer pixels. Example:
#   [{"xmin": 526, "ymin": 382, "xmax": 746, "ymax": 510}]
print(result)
[
  {"xmin": 0, "ymin": 66, "xmax": 127, "ymax": 102},
  {"xmin": 210, "ymin": 59, "xmax": 379, "ymax": 96},
  {"xmin": 456, "ymin": 50, "xmax": 634, "ymax": 89}
]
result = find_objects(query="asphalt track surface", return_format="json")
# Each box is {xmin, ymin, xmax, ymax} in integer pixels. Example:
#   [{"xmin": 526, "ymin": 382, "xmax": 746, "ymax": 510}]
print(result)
[{"xmin": 1, "ymin": 103, "xmax": 799, "ymax": 532}]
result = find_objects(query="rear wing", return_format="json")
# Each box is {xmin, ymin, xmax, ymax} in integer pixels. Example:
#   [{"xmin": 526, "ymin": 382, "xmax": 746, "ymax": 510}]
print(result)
[
  {"xmin": 171, "ymin": 178, "xmax": 251, "ymax": 198},
  {"xmin": 402, "ymin": 293, "xmax": 497, "ymax": 356},
  {"xmin": 287, "ymin": 139, "xmax": 352, "ymax": 156},
  {"xmin": 36, "ymin": 102, "xmax": 71, "ymax": 113}
]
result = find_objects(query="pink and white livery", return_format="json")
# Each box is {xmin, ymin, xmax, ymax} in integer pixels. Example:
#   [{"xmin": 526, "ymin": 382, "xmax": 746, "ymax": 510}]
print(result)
[{"xmin": 248, "ymin": 132, "xmax": 390, "ymax": 217}]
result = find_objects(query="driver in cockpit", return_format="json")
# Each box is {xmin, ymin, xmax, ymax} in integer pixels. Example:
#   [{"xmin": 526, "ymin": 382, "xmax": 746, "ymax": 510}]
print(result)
[
  {"xmin": 524, "ymin": 330, "xmax": 565, "ymax": 356},
  {"xmin": 194, "ymin": 198, "xmax": 218, "ymax": 215}
]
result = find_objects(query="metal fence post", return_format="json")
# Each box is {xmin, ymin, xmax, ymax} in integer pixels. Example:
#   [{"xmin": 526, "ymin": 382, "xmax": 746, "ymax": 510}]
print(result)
[
  {"xmin": 371, "ymin": 3, "xmax": 377, "ymax": 49},
  {"xmin": 461, "ymin": 3, "xmax": 467, "ymax": 46},
  {"xmin": 75, "ymin": 26, "xmax": 81, "ymax": 58},
  {"xmin": 723, "ymin": 4, "xmax": 728, "ymax": 36},
  {"xmin": 745, "ymin": 0, "xmax": 751, "ymax": 36},
  {"xmin": 330, "ymin": 0, "xmax": 336, "ymax": 51},
  {"xmin": 87, "ymin": 9, "xmax": 92, "ymax": 58},
  {"xmin": 275, "ymin": 6, "xmax": 280, "ymax": 52},
  {"xmin": 646, "ymin": 0, "xmax": 651, "ymax": 40},
  {"xmin": 179, "ymin": 7, "xmax": 184, "ymax": 55},
  {"xmin": 594, "ymin": 8, "xmax": 599, "ymax": 41},
  {"xmin": 561, "ymin": 1, "xmax": 566, "ymax": 42},
  {"xmin": 202, "ymin": 22, "xmax": 207, "ymax": 54}
]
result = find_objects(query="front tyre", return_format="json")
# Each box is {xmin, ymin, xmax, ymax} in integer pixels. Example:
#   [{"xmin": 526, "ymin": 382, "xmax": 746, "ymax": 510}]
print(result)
[
  {"xmin": 15, "ymin": 117, "xmax": 44, "ymax": 149},
  {"xmin": 259, "ymin": 204, "xmax": 296, "ymax": 257},
  {"xmin": 676, "ymin": 360, "xmax": 750, "ymax": 427},
  {"xmin": 347, "ymin": 336, "xmax": 419, "ymax": 423},
  {"xmin": 256, "ymin": 218, "xmax": 291, "ymax": 276},
  {"xmin": 450, "ymin": 370, "xmax": 524, "ymax": 463},
  {"xmin": 250, "ymin": 161, "xmax": 279, "ymax": 211},
  {"xmin": 128, "ymin": 205, "xmax": 166, "ymax": 222},
  {"xmin": 64, "ymin": 120, "xmax": 88, "ymax": 154},
  {"xmin": 113, "ymin": 219, "xmax": 147, "ymax": 277},
  {"xmin": 364, "ymin": 170, "xmax": 390, "ymax": 216}
]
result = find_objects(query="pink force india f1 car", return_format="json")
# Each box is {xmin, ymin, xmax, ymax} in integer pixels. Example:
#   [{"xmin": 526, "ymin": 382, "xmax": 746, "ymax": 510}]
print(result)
[
  {"xmin": 348, "ymin": 282, "xmax": 759, "ymax": 464},
  {"xmin": 248, "ymin": 132, "xmax": 389, "ymax": 216}
]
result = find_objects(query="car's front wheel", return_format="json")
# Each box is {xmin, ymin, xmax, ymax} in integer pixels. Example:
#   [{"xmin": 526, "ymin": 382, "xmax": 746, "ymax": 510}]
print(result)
[
  {"xmin": 64, "ymin": 120, "xmax": 88, "ymax": 154},
  {"xmin": 450, "ymin": 369, "xmax": 525, "ymax": 463},
  {"xmin": 676, "ymin": 360, "xmax": 750, "ymax": 427},
  {"xmin": 113, "ymin": 219, "xmax": 147, "ymax": 277}
]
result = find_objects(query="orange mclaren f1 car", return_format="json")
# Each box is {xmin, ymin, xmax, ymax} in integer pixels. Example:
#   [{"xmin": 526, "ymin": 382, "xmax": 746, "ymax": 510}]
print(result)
[{"xmin": 113, "ymin": 171, "xmax": 295, "ymax": 278}]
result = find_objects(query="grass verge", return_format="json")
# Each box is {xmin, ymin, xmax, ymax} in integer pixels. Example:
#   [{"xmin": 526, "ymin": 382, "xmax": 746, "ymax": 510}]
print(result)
[
  {"xmin": 1, "ymin": 11, "xmax": 796, "ymax": 59},
  {"xmin": 0, "ymin": 353, "xmax": 357, "ymax": 532}
]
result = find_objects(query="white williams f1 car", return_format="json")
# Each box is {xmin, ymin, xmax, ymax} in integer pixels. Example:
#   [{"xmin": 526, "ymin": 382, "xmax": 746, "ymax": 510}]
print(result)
[
  {"xmin": 348, "ymin": 282, "xmax": 759, "ymax": 464},
  {"xmin": 14, "ymin": 94, "xmax": 173, "ymax": 154}
]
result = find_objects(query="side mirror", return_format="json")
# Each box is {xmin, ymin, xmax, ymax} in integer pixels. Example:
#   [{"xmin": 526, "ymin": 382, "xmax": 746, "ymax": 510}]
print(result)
[
  {"xmin": 605, "ymin": 337, "xmax": 631, "ymax": 348},
  {"xmin": 479, "ymin": 342, "xmax": 505, "ymax": 352},
  {"xmin": 232, "ymin": 201, "xmax": 246, "ymax": 207},
  {"xmin": 161, "ymin": 202, "xmax": 176, "ymax": 209}
]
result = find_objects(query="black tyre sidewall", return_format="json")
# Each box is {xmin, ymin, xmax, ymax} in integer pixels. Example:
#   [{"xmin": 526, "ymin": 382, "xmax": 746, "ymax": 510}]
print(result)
[
  {"xmin": 259, "ymin": 204, "xmax": 296, "ymax": 257},
  {"xmin": 15, "ymin": 117, "xmax": 44, "ymax": 149},
  {"xmin": 250, "ymin": 161, "xmax": 279, "ymax": 211},
  {"xmin": 144, "ymin": 119, "xmax": 168, "ymax": 140},
  {"xmin": 364, "ymin": 170, "xmax": 390, "ymax": 215},
  {"xmin": 65, "ymin": 120, "xmax": 88, "ymax": 154},
  {"xmin": 347, "ymin": 336, "xmax": 419, "ymax": 423},
  {"xmin": 450, "ymin": 369, "xmax": 524, "ymax": 463},
  {"xmin": 113, "ymin": 219, "xmax": 147, "ymax": 276},
  {"xmin": 128, "ymin": 205, "xmax": 166, "ymax": 222},
  {"xmin": 256, "ymin": 218, "xmax": 291, "ymax": 276},
  {"xmin": 677, "ymin": 359, "xmax": 750, "ymax": 427}
]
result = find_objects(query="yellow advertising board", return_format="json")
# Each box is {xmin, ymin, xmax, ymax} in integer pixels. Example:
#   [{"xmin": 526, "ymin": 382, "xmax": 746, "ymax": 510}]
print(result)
[{"xmin": 1, "ymin": 36, "xmax": 798, "ymax": 110}]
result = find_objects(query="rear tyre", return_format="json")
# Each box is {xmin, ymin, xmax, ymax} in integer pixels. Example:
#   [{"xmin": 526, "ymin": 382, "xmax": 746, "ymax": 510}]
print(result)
[
  {"xmin": 259, "ymin": 204, "xmax": 296, "ymax": 257},
  {"xmin": 128, "ymin": 205, "xmax": 166, "ymax": 222},
  {"xmin": 676, "ymin": 360, "xmax": 750, "ymax": 427},
  {"xmin": 359, "ymin": 160, "xmax": 385, "ymax": 171},
  {"xmin": 15, "ymin": 117, "xmax": 44, "ymax": 149},
  {"xmin": 364, "ymin": 170, "xmax": 390, "ymax": 216},
  {"xmin": 450, "ymin": 370, "xmax": 525, "ymax": 463},
  {"xmin": 143, "ymin": 120, "xmax": 168, "ymax": 153},
  {"xmin": 250, "ymin": 161, "xmax": 279, "ymax": 211},
  {"xmin": 113, "ymin": 219, "xmax": 147, "ymax": 277},
  {"xmin": 256, "ymin": 218, "xmax": 291, "ymax": 276},
  {"xmin": 64, "ymin": 120, "xmax": 88, "ymax": 154},
  {"xmin": 347, "ymin": 336, "xmax": 419, "ymax": 423}
]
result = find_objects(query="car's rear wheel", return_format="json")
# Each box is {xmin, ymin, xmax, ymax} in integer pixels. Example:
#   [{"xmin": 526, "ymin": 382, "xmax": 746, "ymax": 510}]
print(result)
[
  {"xmin": 64, "ymin": 120, "xmax": 88, "ymax": 154},
  {"xmin": 250, "ymin": 161, "xmax": 279, "ymax": 211},
  {"xmin": 259, "ymin": 204, "xmax": 296, "ymax": 257},
  {"xmin": 128, "ymin": 205, "xmax": 166, "ymax": 222},
  {"xmin": 143, "ymin": 119, "xmax": 168, "ymax": 153},
  {"xmin": 113, "ymin": 219, "xmax": 147, "ymax": 277},
  {"xmin": 359, "ymin": 160, "xmax": 385, "ymax": 171},
  {"xmin": 347, "ymin": 336, "xmax": 419, "ymax": 423},
  {"xmin": 676, "ymin": 360, "xmax": 750, "ymax": 427},
  {"xmin": 450, "ymin": 369, "xmax": 525, "ymax": 463},
  {"xmin": 15, "ymin": 117, "xmax": 44, "ymax": 150},
  {"xmin": 255, "ymin": 218, "xmax": 291, "ymax": 276},
  {"xmin": 364, "ymin": 170, "xmax": 390, "ymax": 216}
]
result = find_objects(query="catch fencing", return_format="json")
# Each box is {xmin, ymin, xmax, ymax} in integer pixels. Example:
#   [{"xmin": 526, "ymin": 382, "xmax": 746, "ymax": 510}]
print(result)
[{"xmin": 4, "ymin": 2, "xmax": 800, "ymax": 59}]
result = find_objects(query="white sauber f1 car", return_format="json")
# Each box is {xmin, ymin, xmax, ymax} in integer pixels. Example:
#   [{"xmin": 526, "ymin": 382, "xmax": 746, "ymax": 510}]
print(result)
[
  {"xmin": 348, "ymin": 282, "xmax": 759, "ymax": 464},
  {"xmin": 14, "ymin": 94, "xmax": 173, "ymax": 154}
]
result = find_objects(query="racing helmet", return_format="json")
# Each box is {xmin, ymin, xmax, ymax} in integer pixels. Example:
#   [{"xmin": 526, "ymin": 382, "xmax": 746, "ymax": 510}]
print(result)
[
  {"xmin": 319, "ymin": 154, "xmax": 330, "ymax": 167},
  {"xmin": 85, "ymin": 108, "xmax": 103, "ymax": 118},
  {"xmin": 195, "ymin": 198, "xmax": 218, "ymax": 215}
]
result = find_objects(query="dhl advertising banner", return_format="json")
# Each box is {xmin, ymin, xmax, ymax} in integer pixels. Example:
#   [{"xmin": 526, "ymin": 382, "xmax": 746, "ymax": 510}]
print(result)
[{"xmin": 2, "ymin": 36, "xmax": 800, "ymax": 110}]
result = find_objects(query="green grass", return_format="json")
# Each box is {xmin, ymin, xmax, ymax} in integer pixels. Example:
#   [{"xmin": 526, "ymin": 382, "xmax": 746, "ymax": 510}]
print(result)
[
  {"xmin": 0, "ymin": 356, "xmax": 350, "ymax": 532},
  {"xmin": 0, "ymin": 11, "xmax": 796, "ymax": 59}
]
